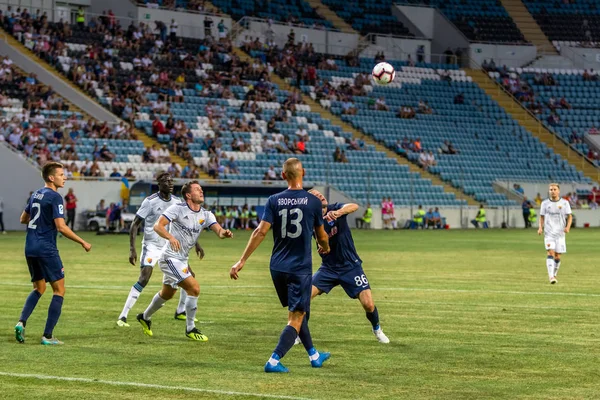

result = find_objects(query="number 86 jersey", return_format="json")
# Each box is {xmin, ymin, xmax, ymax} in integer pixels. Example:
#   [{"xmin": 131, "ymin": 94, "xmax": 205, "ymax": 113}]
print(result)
[
  {"xmin": 24, "ymin": 187, "xmax": 65, "ymax": 257},
  {"xmin": 262, "ymin": 189, "xmax": 324, "ymax": 275}
]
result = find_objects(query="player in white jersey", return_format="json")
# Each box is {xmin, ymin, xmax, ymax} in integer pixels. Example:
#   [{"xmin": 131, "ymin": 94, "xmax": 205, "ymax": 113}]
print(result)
[
  {"xmin": 137, "ymin": 180, "xmax": 233, "ymax": 341},
  {"xmin": 538, "ymin": 183, "xmax": 572, "ymax": 284},
  {"xmin": 117, "ymin": 173, "xmax": 204, "ymax": 327}
]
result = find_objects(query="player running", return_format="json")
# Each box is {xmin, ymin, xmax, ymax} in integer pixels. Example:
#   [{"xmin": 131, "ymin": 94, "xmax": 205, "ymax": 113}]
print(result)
[
  {"xmin": 230, "ymin": 158, "xmax": 331, "ymax": 373},
  {"xmin": 538, "ymin": 183, "xmax": 572, "ymax": 284},
  {"xmin": 137, "ymin": 180, "xmax": 233, "ymax": 341},
  {"xmin": 306, "ymin": 189, "xmax": 389, "ymax": 343},
  {"xmin": 15, "ymin": 162, "xmax": 92, "ymax": 345},
  {"xmin": 117, "ymin": 173, "xmax": 204, "ymax": 327}
]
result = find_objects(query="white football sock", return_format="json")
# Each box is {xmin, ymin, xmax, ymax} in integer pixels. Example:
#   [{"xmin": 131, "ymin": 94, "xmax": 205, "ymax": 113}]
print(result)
[
  {"xmin": 185, "ymin": 295, "xmax": 198, "ymax": 332},
  {"xmin": 177, "ymin": 290, "xmax": 187, "ymax": 314},
  {"xmin": 554, "ymin": 259, "xmax": 561, "ymax": 277},
  {"xmin": 119, "ymin": 284, "xmax": 142, "ymax": 320},
  {"xmin": 546, "ymin": 257, "xmax": 555, "ymax": 279},
  {"xmin": 143, "ymin": 292, "xmax": 167, "ymax": 320}
]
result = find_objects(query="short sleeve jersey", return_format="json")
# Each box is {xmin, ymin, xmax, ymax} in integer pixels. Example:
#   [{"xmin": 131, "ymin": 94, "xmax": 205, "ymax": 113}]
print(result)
[
  {"xmin": 540, "ymin": 198, "xmax": 571, "ymax": 239},
  {"xmin": 136, "ymin": 193, "xmax": 181, "ymax": 247},
  {"xmin": 319, "ymin": 203, "xmax": 362, "ymax": 269},
  {"xmin": 161, "ymin": 202, "xmax": 216, "ymax": 262},
  {"xmin": 262, "ymin": 189, "xmax": 323, "ymax": 274},
  {"xmin": 24, "ymin": 187, "xmax": 65, "ymax": 257}
]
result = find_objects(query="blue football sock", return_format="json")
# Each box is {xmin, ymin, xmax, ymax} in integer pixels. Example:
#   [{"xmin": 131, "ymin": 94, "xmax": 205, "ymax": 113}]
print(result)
[
  {"xmin": 19, "ymin": 290, "xmax": 42, "ymax": 326},
  {"xmin": 366, "ymin": 306, "xmax": 380, "ymax": 330},
  {"xmin": 273, "ymin": 325, "xmax": 298, "ymax": 359},
  {"xmin": 43, "ymin": 295, "xmax": 64, "ymax": 338},
  {"xmin": 298, "ymin": 316, "xmax": 314, "ymax": 353}
]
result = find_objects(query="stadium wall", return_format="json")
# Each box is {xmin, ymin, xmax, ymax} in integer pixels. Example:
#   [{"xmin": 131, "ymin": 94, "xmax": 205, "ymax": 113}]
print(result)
[
  {"xmin": 561, "ymin": 47, "xmax": 600, "ymax": 70},
  {"xmin": 0, "ymin": 143, "xmax": 47, "ymax": 231},
  {"xmin": 469, "ymin": 44, "xmax": 537, "ymax": 68}
]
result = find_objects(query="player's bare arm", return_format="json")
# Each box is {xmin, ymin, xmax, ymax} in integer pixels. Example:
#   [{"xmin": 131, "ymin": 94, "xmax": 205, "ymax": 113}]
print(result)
[
  {"xmin": 210, "ymin": 223, "xmax": 234, "ymax": 239},
  {"xmin": 230, "ymin": 220, "xmax": 271, "ymax": 280},
  {"xmin": 538, "ymin": 215, "xmax": 545, "ymax": 235},
  {"xmin": 128, "ymin": 215, "xmax": 144, "ymax": 265},
  {"xmin": 154, "ymin": 215, "xmax": 180, "ymax": 252},
  {"xmin": 325, "ymin": 203, "xmax": 359, "ymax": 222},
  {"xmin": 195, "ymin": 241, "xmax": 205, "ymax": 259},
  {"xmin": 565, "ymin": 214, "xmax": 572, "ymax": 233},
  {"xmin": 20, "ymin": 211, "xmax": 30, "ymax": 225},
  {"xmin": 54, "ymin": 218, "xmax": 92, "ymax": 252},
  {"xmin": 315, "ymin": 224, "xmax": 330, "ymax": 254}
]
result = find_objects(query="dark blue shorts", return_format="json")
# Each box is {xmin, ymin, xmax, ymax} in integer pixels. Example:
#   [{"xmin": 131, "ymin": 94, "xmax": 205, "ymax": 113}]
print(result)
[
  {"xmin": 312, "ymin": 264, "xmax": 371, "ymax": 299},
  {"xmin": 270, "ymin": 270, "xmax": 311, "ymax": 312},
  {"xmin": 26, "ymin": 256, "xmax": 65, "ymax": 283}
]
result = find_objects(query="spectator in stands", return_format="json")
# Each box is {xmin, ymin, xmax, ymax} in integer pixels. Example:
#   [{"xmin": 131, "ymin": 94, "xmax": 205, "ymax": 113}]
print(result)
[
  {"xmin": 375, "ymin": 97, "xmax": 389, "ymax": 111},
  {"xmin": 99, "ymin": 144, "xmax": 115, "ymax": 161},
  {"xmin": 397, "ymin": 105, "xmax": 415, "ymax": 119},
  {"xmin": 110, "ymin": 168, "xmax": 122, "ymax": 178},
  {"xmin": 513, "ymin": 184, "xmax": 524, "ymax": 195},
  {"xmin": 454, "ymin": 93, "xmax": 465, "ymax": 104},
  {"xmin": 296, "ymin": 137, "xmax": 308, "ymax": 154},
  {"xmin": 559, "ymin": 97, "xmax": 571, "ymax": 109},
  {"xmin": 547, "ymin": 112, "xmax": 561, "ymax": 127},
  {"xmin": 152, "ymin": 116, "xmax": 166, "ymax": 136},
  {"xmin": 264, "ymin": 165, "xmax": 278, "ymax": 181},
  {"xmin": 226, "ymin": 156, "xmax": 239, "ymax": 174},
  {"xmin": 124, "ymin": 168, "xmax": 136, "ymax": 179}
]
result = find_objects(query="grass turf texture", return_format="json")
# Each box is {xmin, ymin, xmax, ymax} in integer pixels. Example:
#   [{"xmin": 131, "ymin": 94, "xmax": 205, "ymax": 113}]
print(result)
[{"xmin": 0, "ymin": 229, "xmax": 599, "ymax": 399}]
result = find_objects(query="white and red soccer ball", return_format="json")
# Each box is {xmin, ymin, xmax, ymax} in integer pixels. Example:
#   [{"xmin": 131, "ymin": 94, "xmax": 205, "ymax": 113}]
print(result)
[{"xmin": 372, "ymin": 62, "xmax": 395, "ymax": 85}]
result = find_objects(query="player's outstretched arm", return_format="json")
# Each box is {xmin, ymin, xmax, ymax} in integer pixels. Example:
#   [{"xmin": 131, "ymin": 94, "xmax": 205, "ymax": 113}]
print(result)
[
  {"xmin": 538, "ymin": 215, "xmax": 544, "ymax": 235},
  {"xmin": 325, "ymin": 203, "xmax": 359, "ymax": 222},
  {"xmin": 20, "ymin": 211, "xmax": 30, "ymax": 225},
  {"xmin": 230, "ymin": 221, "xmax": 271, "ymax": 280},
  {"xmin": 55, "ymin": 218, "xmax": 92, "ymax": 252},
  {"xmin": 210, "ymin": 223, "xmax": 234, "ymax": 239},
  {"xmin": 154, "ymin": 215, "xmax": 181, "ymax": 251},
  {"xmin": 314, "ymin": 224, "xmax": 330, "ymax": 254},
  {"xmin": 128, "ymin": 215, "xmax": 144, "ymax": 265}
]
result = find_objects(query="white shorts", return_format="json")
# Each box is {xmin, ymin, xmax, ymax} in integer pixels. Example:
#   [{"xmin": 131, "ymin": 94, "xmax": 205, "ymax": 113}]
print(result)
[
  {"xmin": 382, "ymin": 214, "xmax": 391, "ymax": 221},
  {"xmin": 544, "ymin": 237, "xmax": 567, "ymax": 253},
  {"xmin": 159, "ymin": 258, "xmax": 192, "ymax": 288},
  {"xmin": 139, "ymin": 244, "xmax": 166, "ymax": 267}
]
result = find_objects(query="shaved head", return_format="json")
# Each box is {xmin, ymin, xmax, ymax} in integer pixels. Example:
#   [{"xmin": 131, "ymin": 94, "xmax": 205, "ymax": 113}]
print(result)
[{"xmin": 282, "ymin": 158, "xmax": 304, "ymax": 181}]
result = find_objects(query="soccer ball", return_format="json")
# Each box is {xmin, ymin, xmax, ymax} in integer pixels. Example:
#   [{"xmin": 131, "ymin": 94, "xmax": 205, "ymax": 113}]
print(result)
[{"xmin": 372, "ymin": 62, "xmax": 395, "ymax": 85}]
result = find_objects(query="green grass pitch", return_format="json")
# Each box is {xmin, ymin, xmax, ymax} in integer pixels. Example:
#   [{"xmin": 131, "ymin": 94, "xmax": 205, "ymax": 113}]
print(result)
[{"xmin": 1, "ymin": 229, "xmax": 599, "ymax": 399}]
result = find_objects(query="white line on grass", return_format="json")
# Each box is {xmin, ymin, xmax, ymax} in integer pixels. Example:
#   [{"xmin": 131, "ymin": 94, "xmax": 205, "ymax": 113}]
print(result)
[
  {"xmin": 0, "ymin": 372, "xmax": 315, "ymax": 400},
  {"xmin": 4, "ymin": 282, "xmax": 600, "ymax": 297}
]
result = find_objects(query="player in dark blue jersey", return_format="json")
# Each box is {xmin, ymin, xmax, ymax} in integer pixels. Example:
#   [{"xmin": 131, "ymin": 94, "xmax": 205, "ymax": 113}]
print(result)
[
  {"xmin": 15, "ymin": 162, "xmax": 92, "ymax": 345},
  {"xmin": 307, "ymin": 189, "xmax": 389, "ymax": 343},
  {"xmin": 230, "ymin": 158, "xmax": 331, "ymax": 373}
]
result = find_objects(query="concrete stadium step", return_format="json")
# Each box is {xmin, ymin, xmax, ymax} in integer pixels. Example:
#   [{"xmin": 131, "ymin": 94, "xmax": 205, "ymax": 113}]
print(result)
[
  {"xmin": 467, "ymin": 68, "xmax": 600, "ymax": 183},
  {"xmin": 499, "ymin": 0, "xmax": 558, "ymax": 54}
]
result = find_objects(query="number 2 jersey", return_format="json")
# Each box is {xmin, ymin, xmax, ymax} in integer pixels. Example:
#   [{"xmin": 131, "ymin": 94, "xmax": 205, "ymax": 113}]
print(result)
[
  {"xmin": 319, "ymin": 203, "xmax": 362, "ymax": 270},
  {"xmin": 24, "ymin": 187, "xmax": 65, "ymax": 257},
  {"xmin": 262, "ymin": 189, "xmax": 323, "ymax": 275},
  {"xmin": 136, "ymin": 193, "xmax": 181, "ymax": 248}
]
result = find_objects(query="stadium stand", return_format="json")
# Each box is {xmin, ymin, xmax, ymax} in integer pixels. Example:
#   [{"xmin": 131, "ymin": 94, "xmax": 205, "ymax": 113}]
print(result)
[
  {"xmin": 491, "ymin": 67, "xmax": 600, "ymax": 165},
  {"xmin": 288, "ymin": 53, "xmax": 591, "ymax": 206},
  {"xmin": 523, "ymin": 0, "xmax": 600, "ymax": 43},
  {"xmin": 209, "ymin": 0, "xmax": 335, "ymax": 29},
  {"xmin": 0, "ymin": 13, "xmax": 467, "ymax": 206}
]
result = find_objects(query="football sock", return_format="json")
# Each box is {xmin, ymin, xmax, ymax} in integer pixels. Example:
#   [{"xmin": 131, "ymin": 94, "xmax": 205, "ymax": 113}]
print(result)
[
  {"xmin": 19, "ymin": 290, "xmax": 42, "ymax": 326},
  {"xmin": 177, "ymin": 290, "xmax": 188, "ymax": 314},
  {"xmin": 143, "ymin": 292, "xmax": 167, "ymax": 320},
  {"xmin": 119, "ymin": 282, "xmax": 144, "ymax": 319},
  {"xmin": 366, "ymin": 306, "xmax": 380, "ymax": 330},
  {"xmin": 185, "ymin": 295, "xmax": 198, "ymax": 332},
  {"xmin": 43, "ymin": 295, "xmax": 63, "ymax": 338},
  {"xmin": 554, "ymin": 258, "xmax": 561, "ymax": 277},
  {"xmin": 298, "ymin": 317, "xmax": 314, "ymax": 353},
  {"xmin": 546, "ymin": 256, "xmax": 555, "ymax": 279},
  {"xmin": 273, "ymin": 325, "xmax": 298, "ymax": 360}
]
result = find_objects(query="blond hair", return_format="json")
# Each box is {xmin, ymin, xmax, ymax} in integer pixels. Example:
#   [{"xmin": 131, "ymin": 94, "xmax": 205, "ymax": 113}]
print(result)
[
  {"xmin": 283, "ymin": 158, "xmax": 303, "ymax": 180},
  {"xmin": 549, "ymin": 183, "xmax": 560, "ymax": 190}
]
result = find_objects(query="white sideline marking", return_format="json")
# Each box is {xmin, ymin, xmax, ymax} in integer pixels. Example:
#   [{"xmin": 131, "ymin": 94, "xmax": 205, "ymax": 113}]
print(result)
[
  {"xmin": 4, "ymin": 282, "xmax": 600, "ymax": 298},
  {"xmin": 0, "ymin": 372, "xmax": 315, "ymax": 400}
]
